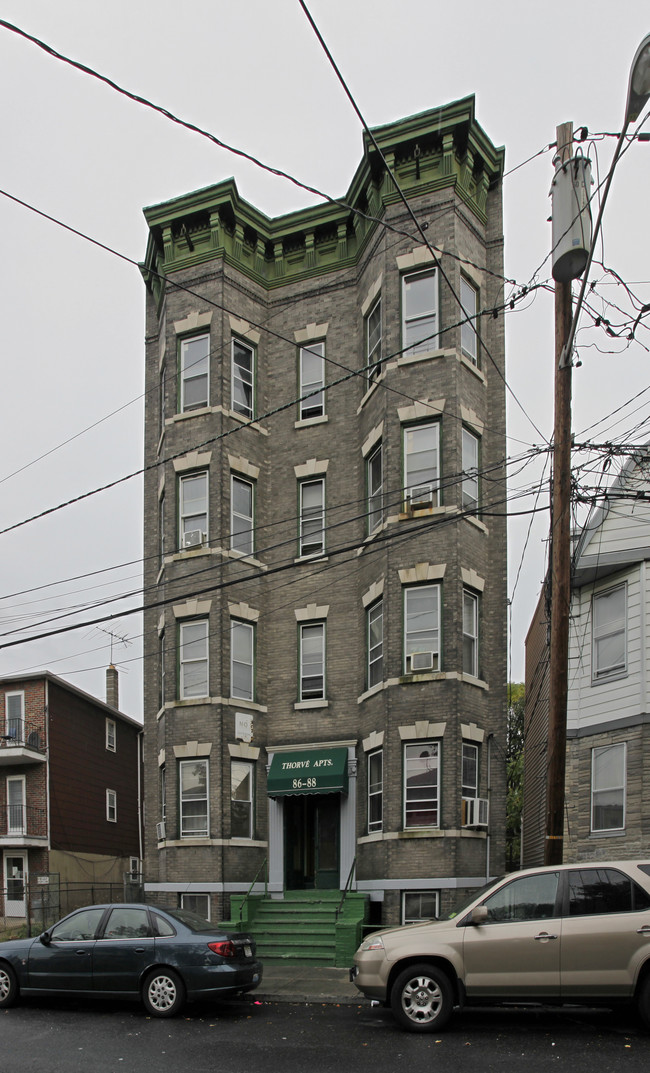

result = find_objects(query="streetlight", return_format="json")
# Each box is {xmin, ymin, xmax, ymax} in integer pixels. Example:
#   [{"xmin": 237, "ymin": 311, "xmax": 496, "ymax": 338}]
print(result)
[{"xmin": 544, "ymin": 33, "xmax": 650, "ymax": 866}]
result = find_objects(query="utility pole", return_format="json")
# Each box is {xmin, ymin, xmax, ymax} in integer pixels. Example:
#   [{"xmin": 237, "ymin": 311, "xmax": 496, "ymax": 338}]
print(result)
[{"xmin": 545, "ymin": 122, "xmax": 574, "ymax": 866}]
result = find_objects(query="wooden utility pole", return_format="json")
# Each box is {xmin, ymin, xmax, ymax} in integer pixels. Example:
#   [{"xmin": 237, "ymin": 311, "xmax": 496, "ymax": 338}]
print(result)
[{"xmin": 545, "ymin": 122, "xmax": 574, "ymax": 866}]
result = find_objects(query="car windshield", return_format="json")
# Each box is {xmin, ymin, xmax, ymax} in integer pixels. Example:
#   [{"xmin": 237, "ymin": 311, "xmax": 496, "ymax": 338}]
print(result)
[
  {"xmin": 446, "ymin": 877, "xmax": 504, "ymax": 919},
  {"xmin": 162, "ymin": 908, "xmax": 220, "ymax": 934}
]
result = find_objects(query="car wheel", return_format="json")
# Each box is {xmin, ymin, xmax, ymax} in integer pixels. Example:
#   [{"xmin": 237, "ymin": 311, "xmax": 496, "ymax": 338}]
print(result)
[
  {"xmin": 142, "ymin": 968, "xmax": 185, "ymax": 1017},
  {"xmin": 390, "ymin": 963, "xmax": 453, "ymax": 1032},
  {"xmin": 0, "ymin": 962, "xmax": 18, "ymax": 1009},
  {"xmin": 637, "ymin": 973, "xmax": 650, "ymax": 1029}
]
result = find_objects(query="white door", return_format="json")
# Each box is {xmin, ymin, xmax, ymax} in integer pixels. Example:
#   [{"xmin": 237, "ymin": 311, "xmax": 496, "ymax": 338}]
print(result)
[{"xmin": 4, "ymin": 854, "xmax": 27, "ymax": 917}]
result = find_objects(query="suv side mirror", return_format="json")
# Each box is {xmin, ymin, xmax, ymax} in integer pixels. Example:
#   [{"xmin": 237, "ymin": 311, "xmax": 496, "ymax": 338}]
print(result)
[{"xmin": 470, "ymin": 905, "xmax": 488, "ymax": 925}]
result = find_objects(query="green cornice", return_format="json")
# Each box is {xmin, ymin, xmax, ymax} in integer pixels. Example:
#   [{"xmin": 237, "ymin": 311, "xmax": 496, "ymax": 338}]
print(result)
[{"xmin": 140, "ymin": 95, "xmax": 504, "ymax": 308}]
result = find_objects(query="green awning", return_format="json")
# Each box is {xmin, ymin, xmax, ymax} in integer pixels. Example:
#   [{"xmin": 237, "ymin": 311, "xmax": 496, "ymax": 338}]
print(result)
[{"xmin": 267, "ymin": 747, "xmax": 349, "ymax": 797}]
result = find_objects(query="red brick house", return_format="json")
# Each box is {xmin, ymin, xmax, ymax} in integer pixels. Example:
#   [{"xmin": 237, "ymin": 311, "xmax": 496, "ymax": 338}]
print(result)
[{"xmin": 0, "ymin": 671, "xmax": 142, "ymax": 921}]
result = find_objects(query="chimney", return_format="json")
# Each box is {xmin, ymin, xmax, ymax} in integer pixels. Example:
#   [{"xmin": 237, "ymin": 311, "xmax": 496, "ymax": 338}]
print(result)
[{"xmin": 106, "ymin": 664, "xmax": 119, "ymax": 710}]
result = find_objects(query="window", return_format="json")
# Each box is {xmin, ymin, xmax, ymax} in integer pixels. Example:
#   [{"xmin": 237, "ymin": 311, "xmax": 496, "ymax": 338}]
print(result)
[
  {"xmin": 106, "ymin": 718, "xmax": 116, "ymax": 752},
  {"xmin": 180, "ymin": 893, "xmax": 210, "ymax": 920},
  {"xmin": 179, "ymin": 620, "xmax": 209, "ymax": 699},
  {"xmin": 179, "ymin": 758, "xmax": 209, "ymax": 837},
  {"xmin": 159, "ymin": 630, "xmax": 166, "ymax": 710},
  {"xmin": 368, "ymin": 749, "xmax": 383, "ymax": 834},
  {"xmin": 404, "ymin": 742, "xmax": 439, "ymax": 828},
  {"xmin": 365, "ymin": 297, "xmax": 382, "ymax": 384},
  {"xmin": 460, "ymin": 277, "xmax": 479, "ymax": 364},
  {"xmin": 567, "ymin": 867, "xmax": 650, "ymax": 916},
  {"xmin": 367, "ymin": 600, "xmax": 384, "ymax": 689},
  {"xmin": 404, "ymin": 423, "xmax": 440, "ymax": 508},
  {"xmin": 404, "ymin": 584, "xmax": 440, "ymax": 673},
  {"xmin": 7, "ymin": 776, "xmax": 25, "ymax": 834},
  {"xmin": 300, "ymin": 622, "xmax": 325, "ymax": 700},
  {"xmin": 367, "ymin": 442, "xmax": 384, "ymax": 533},
  {"xmin": 106, "ymin": 789, "xmax": 117, "ymax": 823},
  {"xmin": 231, "ymin": 620, "xmax": 254, "ymax": 701},
  {"xmin": 180, "ymin": 333, "xmax": 209, "ymax": 412},
  {"xmin": 299, "ymin": 479, "xmax": 325, "ymax": 557},
  {"xmin": 232, "ymin": 338, "xmax": 254, "ymax": 419},
  {"xmin": 160, "ymin": 764, "xmax": 166, "ymax": 824},
  {"xmin": 593, "ymin": 584, "xmax": 626, "ymax": 679},
  {"xmin": 463, "ymin": 589, "xmax": 479, "ymax": 677},
  {"xmin": 5, "ymin": 691, "xmax": 24, "ymax": 740},
  {"xmin": 299, "ymin": 341, "xmax": 325, "ymax": 419},
  {"xmin": 402, "ymin": 891, "xmax": 440, "ymax": 924},
  {"xmin": 591, "ymin": 742, "xmax": 626, "ymax": 832},
  {"xmin": 462, "ymin": 428, "xmax": 479, "ymax": 513},
  {"xmin": 179, "ymin": 471, "xmax": 208, "ymax": 549},
  {"xmin": 462, "ymin": 742, "xmax": 479, "ymax": 799},
  {"xmin": 103, "ymin": 906, "xmax": 150, "ymax": 939},
  {"xmin": 482, "ymin": 872, "xmax": 559, "ymax": 923},
  {"xmin": 159, "ymin": 363, "xmax": 166, "ymax": 436},
  {"xmin": 51, "ymin": 906, "xmax": 105, "ymax": 942},
  {"xmin": 159, "ymin": 493, "xmax": 166, "ymax": 568},
  {"xmin": 231, "ymin": 475, "xmax": 254, "ymax": 555},
  {"xmin": 402, "ymin": 269, "xmax": 438, "ymax": 356},
  {"xmin": 231, "ymin": 760, "xmax": 254, "ymax": 839}
]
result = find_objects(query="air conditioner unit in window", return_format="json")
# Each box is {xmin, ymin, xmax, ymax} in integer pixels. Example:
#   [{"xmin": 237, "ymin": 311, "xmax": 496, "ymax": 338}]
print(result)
[
  {"xmin": 408, "ymin": 651, "xmax": 435, "ymax": 672},
  {"xmin": 407, "ymin": 484, "xmax": 435, "ymax": 510},
  {"xmin": 462, "ymin": 797, "xmax": 489, "ymax": 827},
  {"xmin": 182, "ymin": 529, "xmax": 205, "ymax": 549},
  {"xmin": 155, "ymin": 821, "xmax": 166, "ymax": 841}
]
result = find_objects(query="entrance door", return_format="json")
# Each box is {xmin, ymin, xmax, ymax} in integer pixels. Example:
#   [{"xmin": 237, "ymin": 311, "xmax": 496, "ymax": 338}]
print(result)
[
  {"xmin": 4, "ymin": 854, "xmax": 27, "ymax": 917},
  {"xmin": 284, "ymin": 795, "xmax": 340, "ymax": 890}
]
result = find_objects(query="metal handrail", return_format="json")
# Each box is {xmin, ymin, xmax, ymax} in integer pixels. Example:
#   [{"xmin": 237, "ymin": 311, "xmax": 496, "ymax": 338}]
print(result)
[
  {"xmin": 238, "ymin": 857, "xmax": 268, "ymax": 925},
  {"xmin": 335, "ymin": 856, "xmax": 356, "ymax": 920}
]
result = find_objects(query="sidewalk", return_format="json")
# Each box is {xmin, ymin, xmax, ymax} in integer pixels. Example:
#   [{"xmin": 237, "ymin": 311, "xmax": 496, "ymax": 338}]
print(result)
[{"xmin": 253, "ymin": 964, "xmax": 365, "ymax": 1005}]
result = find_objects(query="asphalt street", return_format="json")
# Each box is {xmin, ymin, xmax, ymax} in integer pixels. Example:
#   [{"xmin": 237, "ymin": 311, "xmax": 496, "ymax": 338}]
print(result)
[{"xmin": 1, "ymin": 994, "xmax": 649, "ymax": 1073}]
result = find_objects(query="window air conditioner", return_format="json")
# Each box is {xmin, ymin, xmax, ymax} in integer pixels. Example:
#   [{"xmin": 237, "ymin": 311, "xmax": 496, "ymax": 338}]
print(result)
[
  {"xmin": 155, "ymin": 821, "xmax": 166, "ymax": 841},
  {"xmin": 407, "ymin": 484, "xmax": 434, "ymax": 510},
  {"xmin": 409, "ymin": 651, "xmax": 434, "ymax": 672},
  {"xmin": 183, "ymin": 529, "xmax": 205, "ymax": 549},
  {"xmin": 462, "ymin": 797, "xmax": 489, "ymax": 827}
]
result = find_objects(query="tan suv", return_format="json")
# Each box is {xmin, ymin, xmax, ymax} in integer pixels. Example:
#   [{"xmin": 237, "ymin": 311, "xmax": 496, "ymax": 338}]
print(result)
[{"xmin": 351, "ymin": 860, "xmax": 650, "ymax": 1032}]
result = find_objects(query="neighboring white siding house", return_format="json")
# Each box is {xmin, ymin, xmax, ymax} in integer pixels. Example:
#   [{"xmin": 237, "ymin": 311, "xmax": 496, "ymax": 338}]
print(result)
[{"xmin": 524, "ymin": 451, "xmax": 650, "ymax": 865}]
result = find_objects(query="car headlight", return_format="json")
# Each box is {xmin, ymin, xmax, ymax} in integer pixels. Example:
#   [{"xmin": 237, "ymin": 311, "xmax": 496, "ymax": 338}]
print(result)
[{"xmin": 359, "ymin": 934, "xmax": 385, "ymax": 952}]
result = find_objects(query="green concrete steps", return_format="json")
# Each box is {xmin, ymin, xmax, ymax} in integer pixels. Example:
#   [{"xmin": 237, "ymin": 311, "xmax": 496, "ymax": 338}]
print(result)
[{"xmin": 224, "ymin": 889, "xmax": 369, "ymax": 967}]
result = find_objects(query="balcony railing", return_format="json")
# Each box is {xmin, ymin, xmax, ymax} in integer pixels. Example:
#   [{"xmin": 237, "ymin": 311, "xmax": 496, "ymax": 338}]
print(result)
[
  {"xmin": 0, "ymin": 804, "xmax": 47, "ymax": 839},
  {"xmin": 0, "ymin": 720, "xmax": 46, "ymax": 753}
]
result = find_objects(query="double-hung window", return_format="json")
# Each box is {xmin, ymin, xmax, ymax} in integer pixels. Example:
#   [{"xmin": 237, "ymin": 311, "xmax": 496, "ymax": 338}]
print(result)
[
  {"xmin": 299, "ymin": 342, "xmax": 325, "ymax": 419},
  {"xmin": 7, "ymin": 776, "xmax": 25, "ymax": 834},
  {"xmin": 368, "ymin": 749, "xmax": 383, "ymax": 834},
  {"xmin": 232, "ymin": 338, "xmax": 254, "ymax": 419},
  {"xmin": 231, "ymin": 760, "xmax": 254, "ymax": 839},
  {"xmin": 592, "ymin": 583, "xmax": 627, "ymax": 680},
  {"xmin": 159, "ymin": 363, "xmax": 167, "ymax": 435},
  {"xmin": 367, "ymin": 443, "xmax": 384, "ymax": 533},
  {"xmin": 179, "ymin": 758, "xmax": 209, "ymax": 837},
  {"xmin": 180, "ymin": 334, "xmax": 209, "ymax": 412},
  {"xmin": 365, "ymin": 298, "xmax": 382, "ymax": 385},
  {"xmin": 591, "ymin": 742, "xmax": 626, "ymax": 832},
  {"xmin": 403, "ymin": 891, "xmax": 440, "ymax": 924},
  {"xmin": 299, "ymin": 479, "xmax": 325, "ymax": 556},
  {"xmin": 179, "ymin": 620, "xmax": 209, "ymax": 699},
  {"xmin": 300, "ymin": 622, "xmax": 325, "ymax": 700},
  {"xmin": 106, "ymin": 718, "xmax": 116, "ymax": 752},
  {"xmin": 460, "ymin": 277, "xmax": 479, "ymax": 364},
  {"xmin": 462, "ymin": 742, "xmax": 479, "ymax": 799},
  {"xmin": 231, "ymin": 620, "xmax": 254, "ymax": 701},
  {"xmin": 231, "ymin": 475, "xmax": 254, "ymax": 555},
  {"xmin": 106, "ymin": 789, "xmax": 117, "ymax": 823},
  {"xmin": 462, "ymin": 428, "xmax": 479, "ymax": 513},
  {"xmin": 404, "ymin": 423, "xmax": 440, "ymax": 508},
  {"xmin": 5, "ymin": 691, "xmax": 24, "ymax": 741},
  {"xmin": 404, "ymin": 742, "xmax": 440, "ymax": 828},
  {"xmin": 462, "ymin": 589, "xmax": 479, "ymax": 677},
  {"xmin": 402, "ymin": 268, "xmax": 438, "ymax": 356},
  {"xmin": 367, "ymin": 600, "xmax": 384, "ymax": 689},
  {"xmin": 404, "ymin": 584, "xmax": 440, "ymax": 673},
  {"xmin": 159, "ymin": 494, "xmax": 166, "ymax": 568},
  {"xmin": 159, "ymin": 630, "xmax": 166, "ymax": 710},
  {"xmin": 179, "ymin": 471, "xmax": 208, "ymax": 549}
]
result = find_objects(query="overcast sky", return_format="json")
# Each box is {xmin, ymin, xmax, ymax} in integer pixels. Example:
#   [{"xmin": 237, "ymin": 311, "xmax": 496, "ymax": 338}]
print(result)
[{"xmin": 1, "ymin": 1, "xmax": 649, "ymax": 720}]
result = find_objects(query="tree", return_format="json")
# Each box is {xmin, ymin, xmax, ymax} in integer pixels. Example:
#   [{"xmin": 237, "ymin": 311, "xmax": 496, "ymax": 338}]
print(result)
[{"xmin": 506, "ymin": 683, "xmax": 525, "ymax": 870}]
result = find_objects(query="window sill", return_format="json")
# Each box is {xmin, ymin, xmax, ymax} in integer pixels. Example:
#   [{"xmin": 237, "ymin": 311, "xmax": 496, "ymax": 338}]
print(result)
[
  {"xmin": 295, "ymin": 414, "xmax": 329, "ymax": 429},
  {"xmin": 458, "ymin": 351, "xmax": 486, "ymax": 382},
  {"xmin": 460, "ymin": 674, "xmax": 489, "ymax": 690},
  {"xmin": 294, "ymin": 699, "xmax": 329, "ymax": 710},
  {"xmin": 465, "ymin": 514, "xmax": 489, "ymax": 534},
  {"xmin": 589, "ymin": 828, "xmax": 626, "ymax": 838},
  {"xmin": 591, "ymin": 670, "xmax": 628, "ymax": 686},
  {"xmin": 393, "ymin": 346, "xmax": 452, "ymax": 368},
  {"xmin": 357, "ymin": 681, "xmax": 386, "ymax": 704},
  {"xmin": 357, "ymin": 370, "xmax": 385, "ymax": 413},
  {"xmin": 295, "ymin": 553, "xmax": 328, "ymax": 565}
]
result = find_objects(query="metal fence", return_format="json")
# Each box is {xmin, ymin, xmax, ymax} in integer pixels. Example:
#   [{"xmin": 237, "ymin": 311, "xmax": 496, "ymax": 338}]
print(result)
[{"xmin": 1, "ymin": 874, "xmax": 144, "ymax": 937}]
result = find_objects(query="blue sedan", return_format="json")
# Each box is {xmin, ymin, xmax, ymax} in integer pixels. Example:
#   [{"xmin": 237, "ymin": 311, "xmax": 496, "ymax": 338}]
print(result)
[{"xmin": 0, "ymin": 903, "xmax": 262, "ymax": 1017}]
